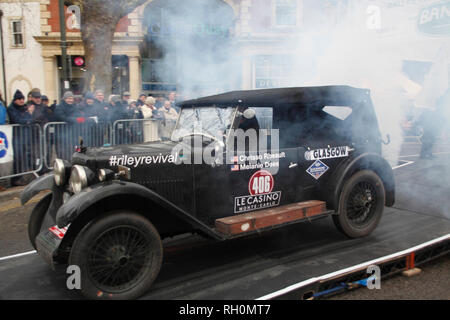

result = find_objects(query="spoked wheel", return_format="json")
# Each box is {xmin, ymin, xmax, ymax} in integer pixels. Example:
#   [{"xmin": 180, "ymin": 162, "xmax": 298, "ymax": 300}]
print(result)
[
  {"xmin": 333, "ymin": 170, "xmax": 385, "ymax": 238},
  {"xmin": 69, "ymin": 212, "xmax": 163, "ymax": 300}
]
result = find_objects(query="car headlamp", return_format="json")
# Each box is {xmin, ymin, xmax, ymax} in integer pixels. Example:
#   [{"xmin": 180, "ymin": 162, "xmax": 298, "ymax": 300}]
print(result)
[
  {"xmin": 54, "ymin": 159, "xmax": 71, "ymax": 186},
  {"xmin": 69, "ymin": 165, "xmax": 95, "ymax": 194},
  {"xmin": 98, "ymin": 168, "xmax": 115, "ymax": 182}
]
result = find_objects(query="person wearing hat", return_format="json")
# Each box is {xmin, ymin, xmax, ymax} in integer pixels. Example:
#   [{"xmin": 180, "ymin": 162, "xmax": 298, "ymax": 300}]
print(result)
[
  {"xmin": 26, "ymin": 88, "xmax": 41, "ymax": 106},
  {"xmin": 92, "ymin": 89, "xmax": 110, "ymax": 122},
  {"xmin": 7, "ymin": 89, "xmax": 33, "ymax": 125},
  {"xmin": 125, "ymin": 99, "xmax": 142, "ymax": 120},
  {"xmin": 78, "ymin": 92, "xmax": 96, "ymax": 119},
  {"xmin": 107, "ymin": 94, "xmax": 128, "ymax": 122},
  {"xmin": 7, "ymin": 90, "xmax": 36, "ymax": 185},
  {"xmin": 54, "ymin": 91, "xmax": 83, "ymax": 123},
  {"xmin": 28, "ymin": 90, "xmax": 52, "ymax": 125},
  {"xmin": 136, "ymin": 93, "xmax": 147, "ymax": 107},
  {"xmin": 121, "ymin": 91, "xmax": 131, "ymax": 108}
]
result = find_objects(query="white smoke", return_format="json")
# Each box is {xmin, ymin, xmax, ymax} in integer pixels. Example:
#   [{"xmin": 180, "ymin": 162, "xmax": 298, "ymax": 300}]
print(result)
[{"xmin": 142, "ymin": 0, "xmax": 450, "ymax": 165}]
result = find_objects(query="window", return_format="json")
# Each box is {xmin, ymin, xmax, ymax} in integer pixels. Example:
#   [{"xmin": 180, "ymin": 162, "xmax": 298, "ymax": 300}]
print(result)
[
  {"xmin": 10, "ymin": 19, "xmax": 24, "ymax": 48},
  {"xmin": 322, "ymin": 106, "xmax": 353, "ymax": 121},
  {"xmin": 273, "ymin": 0, "xmax": 299, "ymax": 27},
  {"xmin": 254, "ymin": 55, "xmax": 297, "ymax": 89}
]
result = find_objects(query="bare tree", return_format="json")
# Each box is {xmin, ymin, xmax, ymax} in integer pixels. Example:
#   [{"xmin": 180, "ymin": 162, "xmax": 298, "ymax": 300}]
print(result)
[{"xmin": 67, "ymin": 0, "xmax": 146, "ymax": 95}]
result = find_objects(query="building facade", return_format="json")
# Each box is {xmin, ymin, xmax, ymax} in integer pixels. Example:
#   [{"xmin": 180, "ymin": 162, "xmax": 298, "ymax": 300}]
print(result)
[{"xmin": 0, "ymin": 0, "xmax": 448, "ymax": 104}]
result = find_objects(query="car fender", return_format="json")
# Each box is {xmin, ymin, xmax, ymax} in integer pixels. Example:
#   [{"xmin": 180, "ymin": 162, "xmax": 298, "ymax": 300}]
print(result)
[
  {"xmin": 21, "ymin": 174, "xmax": 55, "ymax": 205},
  {"xmin": 324, "ymin": 153, "xmax": 395, "ymax": 210},
  {"xmin": 55, "ymin": 180, "xmax": 222, "ymax": 240}
]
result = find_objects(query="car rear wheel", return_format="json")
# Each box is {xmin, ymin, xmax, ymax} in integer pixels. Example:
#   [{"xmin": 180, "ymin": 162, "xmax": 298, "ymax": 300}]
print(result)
[
  {"xmin": 69, "ymin": 211, "xmax": 163, "ymax": 300},
  {"xmin": 28, "ymin": 194, "xmax": 52, "ymax": 250},
  {"xmin": 333, "ymin": 170, "xmax": 385, "ymax": 238}
]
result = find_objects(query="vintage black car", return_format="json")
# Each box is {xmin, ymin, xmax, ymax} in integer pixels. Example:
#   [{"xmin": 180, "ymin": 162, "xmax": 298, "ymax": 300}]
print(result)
[{"xmin": 21, "ymin": 86, "xmax": 395, "ymax": 299}]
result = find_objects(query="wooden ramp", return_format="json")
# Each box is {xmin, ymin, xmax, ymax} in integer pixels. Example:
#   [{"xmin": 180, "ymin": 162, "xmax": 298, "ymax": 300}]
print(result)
[{"xmin": 215, "ymin": 200, "xmax": 327, "ymax": 236}]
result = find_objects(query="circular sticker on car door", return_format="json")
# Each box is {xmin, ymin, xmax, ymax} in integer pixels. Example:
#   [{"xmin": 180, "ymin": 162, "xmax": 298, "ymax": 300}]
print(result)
[{"xmin": 249, "ymin": 170, "xmax": 274, "ymax": 195}]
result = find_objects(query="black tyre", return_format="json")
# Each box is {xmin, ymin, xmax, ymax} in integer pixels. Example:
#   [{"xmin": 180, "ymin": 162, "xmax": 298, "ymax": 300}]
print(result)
[
  {"xmin": 28, "ymin": 194, "xmax": 52, "ymax": 250},
  {"xmin": 68, "ymin": 211, "xmax": 163, "ymax": 300},
  {"xmin": 333, "ymin": 170, "xmax": 385, "ymax": 238}
]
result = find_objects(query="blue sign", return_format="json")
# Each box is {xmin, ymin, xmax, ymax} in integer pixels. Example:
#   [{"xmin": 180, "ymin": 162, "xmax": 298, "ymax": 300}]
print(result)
[
  {"xmin": 306, "ymin": 160, "xmax": 329, "ymax": 180},
  {"xmin": 0, "ymin": 131, "xmax": 9, "ymax": 159},
  {"xmin": 418, "ymin": 1, "xmax": 450, "ymax": 35}
]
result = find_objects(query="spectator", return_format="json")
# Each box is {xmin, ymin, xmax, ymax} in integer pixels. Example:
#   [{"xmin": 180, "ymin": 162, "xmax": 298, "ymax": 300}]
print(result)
[
  {"xmin": 93, "ymin": 89, "xmax": 109, "ymax": 122},
  {"xmin": 54, "ymin": 91, "xmax": 83, "ymax": 123},
  {"xmin": 0, "ymin": 97, "xmax": 8, "ymax": 124},
  {"xmin": 136, "ymin": 93, "xmax": 147, "ymax": 107},
  {"xmin": 26, "ymin": 88, "xmax": 41, "ymax": 105},
  {"xmin": 158, "ymin": 100, "xmax": 178, "ymax": 141},
  {"xmin": 41, "ymin": 95, "xmax": 49, "ymax": 108},
  {"xmin": 7, "ymin": 90, "xmax": 34, "ymax": 125},
  {"xmin": 28, "ymin": 91, "xmax": 51, "ymax": 125},
  {"xmin": 155, "ymin": 95, "xmax": 164, "ymax": 109},
  {"xmin": 40, "ymin": 95, "xmax": 57, "ymax": 122},
  {"xmin": 107, "ymin": 95, "xmax": 128, "ymax": 122},
  {"xmin": 127, "ymin": 99, "xmax": 143, "ymax": 119},
  {"xmin": 121, "ymin": 91, "xmax": 131, "ymax": 108},
  {"xmin": 7, "ymin": 90, "xmax": 36, "ymax": 185},
  {"xmin": 78, "ymin": 92, "xmax": 96, "ymax": 119},
  {"xmin": 168, "ymin": 91, "xmax": 179, "ymax": 112},
  {"xmin": 159, "ymin": 100, "xmax": 179, "ymax": 121},
  {"xmin": 141, "ymin": 96, "xmax": 160, "ymax": 119}
]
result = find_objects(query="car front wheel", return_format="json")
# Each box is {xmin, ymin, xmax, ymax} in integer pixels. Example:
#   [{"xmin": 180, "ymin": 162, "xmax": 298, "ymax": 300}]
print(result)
[
  {"xmin": 333, "ymin": 170, "xmax": 385, "ymax": 238},
  {"xmin": 69, "ymin": 211, "xmax": 163, "ymax": 300}
]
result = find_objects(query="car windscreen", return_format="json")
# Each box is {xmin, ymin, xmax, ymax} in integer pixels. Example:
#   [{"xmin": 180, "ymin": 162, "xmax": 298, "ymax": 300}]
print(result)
[{"xmin": 171, "ymin": 106, "xmax": 237, "ymax": 142}]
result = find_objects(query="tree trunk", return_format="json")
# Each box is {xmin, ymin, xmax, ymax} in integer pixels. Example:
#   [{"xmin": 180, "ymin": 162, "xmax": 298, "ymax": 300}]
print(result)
[
  {"xmin": 71, "ymin": 0, "xmax": 147, "ymax": 96},
  {"xmin": 81, "ymin": 9, "xmax": 120, "ymax": 96}
]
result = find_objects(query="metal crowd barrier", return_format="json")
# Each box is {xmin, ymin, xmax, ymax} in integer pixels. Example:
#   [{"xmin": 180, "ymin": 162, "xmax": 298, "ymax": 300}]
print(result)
[
  {"xmin": 43, "ymin": 121, "xmax": 112, "ymax": 170},
  {"xmin": 0, "ymin": 124, "xmax": 43, "ymax": 180},
  {"xmin": 112, "ymin": 119, "xmax": 176, "ymax": 145}
]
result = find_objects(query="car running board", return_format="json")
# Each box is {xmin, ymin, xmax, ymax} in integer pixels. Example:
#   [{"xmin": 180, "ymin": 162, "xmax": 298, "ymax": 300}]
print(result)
[{"xmin": 215, "ymin": 200, "xmax": 332, "ymax": 238}]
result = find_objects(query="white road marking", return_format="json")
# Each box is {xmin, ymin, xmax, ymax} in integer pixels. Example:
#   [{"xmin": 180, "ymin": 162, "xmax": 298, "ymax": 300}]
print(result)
[
  {"xmin": 0, "ymin": 250, "xmax": 36, "ymax": 262},
  {"xmin": 392, "ymin": 160, "xmax": 414, "ymax": 170},
  {"xmin": 398, "ymin": 151, "xmax": 450, "ymax": 158},
  {"xmin": 256, "ymin": 234, "xmax": 450, "ymax": 300}
]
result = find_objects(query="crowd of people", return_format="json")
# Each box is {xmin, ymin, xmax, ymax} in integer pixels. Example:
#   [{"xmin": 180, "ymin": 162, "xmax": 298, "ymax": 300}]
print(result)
[{"xmin": 0, "ymin": 88, "xmax": 180, "ymax": 126}]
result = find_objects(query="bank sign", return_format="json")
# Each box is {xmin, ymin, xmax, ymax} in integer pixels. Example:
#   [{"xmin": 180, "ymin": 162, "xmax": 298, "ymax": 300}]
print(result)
[{"xmin": 418, "ymin": 1, "xmax": 450, "ymax": 35}]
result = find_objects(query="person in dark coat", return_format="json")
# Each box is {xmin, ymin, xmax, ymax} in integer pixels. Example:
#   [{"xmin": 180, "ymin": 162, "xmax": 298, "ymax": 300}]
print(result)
[
  {"xmin": 7, "ymin": 90, "xmax": 36, "ymax": 185},
  {"xmin": 54, "ymin": 91, "xmax": 82, "ymax": 123},
  {"xmin": 120, "ymin": 91, "xmax": 131, "ymax": 108},
  {"xmin": 107, "ymin": 95, "xmax": 129, "ymax": 123},
  {"xmin": 28, "ymin": 91, "xmax": 53, "ymax": 126},
  {"xmin": 0, "ymin": 99, "xmax": 8, "ymax": 124},
  {"xmin": 78, "ymin": 92, "xmax": 96, "ymax": 119},
  {"xmin": 91, "ymin": 89, "xmax": 110, "ymax": 122},
  {"xmin": 7, "ymin": 90, "xmax": 33, "ymax": 125},
  {"xmin": 136, "ymin": 93, "xmax": 147, "ymax": 107},
  {"xmin": 40, "ymin": 95, "xmax": 57, "ymax": 122}
]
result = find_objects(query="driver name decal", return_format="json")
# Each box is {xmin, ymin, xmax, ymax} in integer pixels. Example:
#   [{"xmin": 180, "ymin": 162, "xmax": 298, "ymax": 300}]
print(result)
[
  {"xmin": 234, "ymin": 170, "xmax": 281, "ymax": 213},
  {"xmin": 305, "ymin": 146, "xmax": 349, "ymax": 161},
  {"xmin": 230, "ymin": 152, "xmax": 286, "ymax": 172}
]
